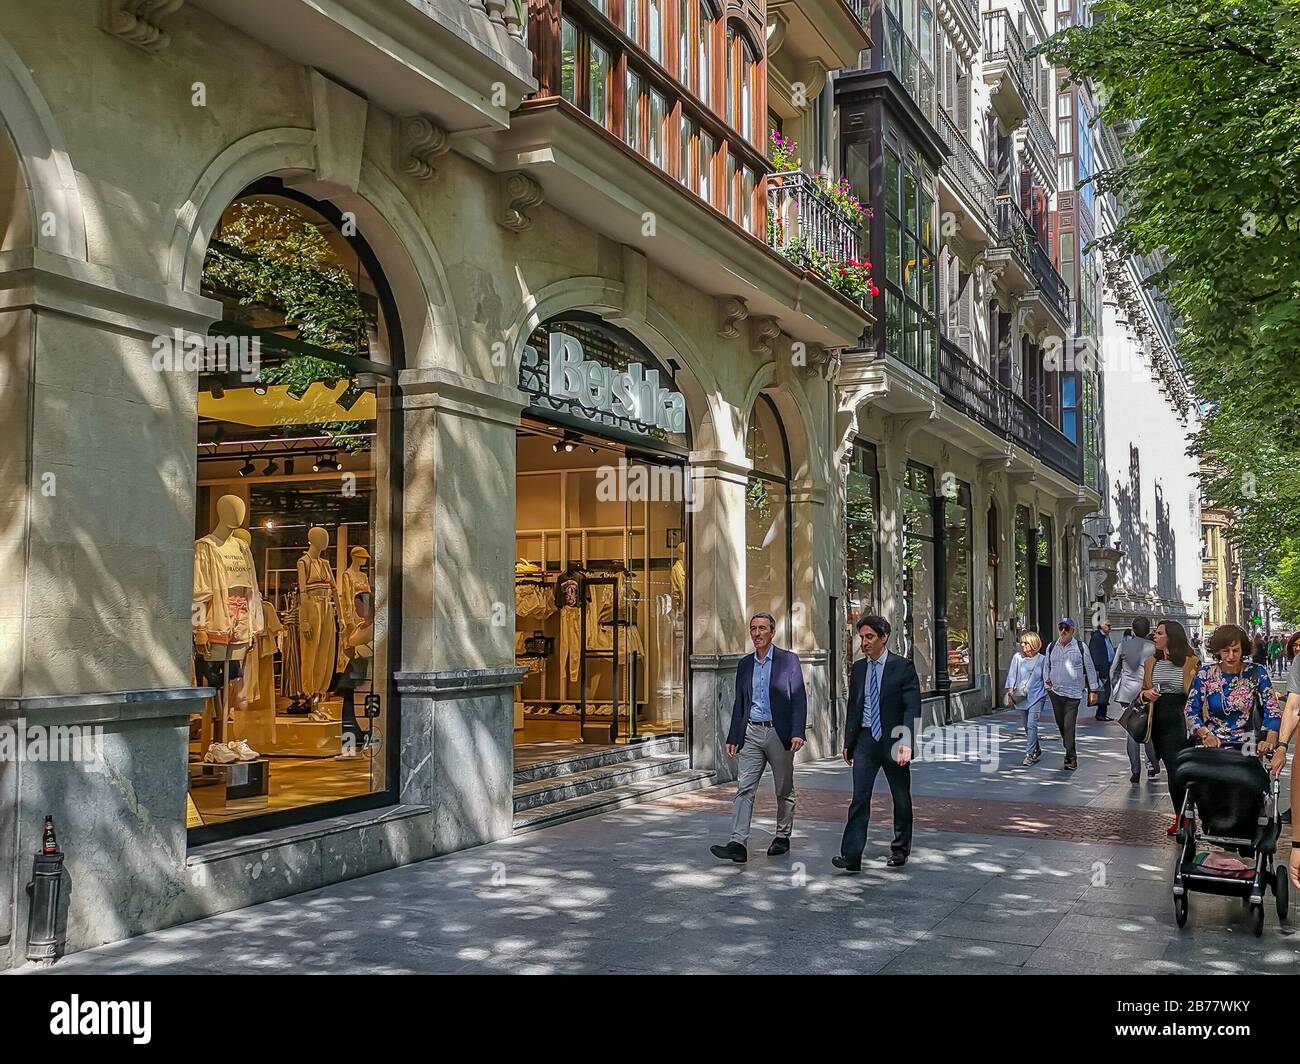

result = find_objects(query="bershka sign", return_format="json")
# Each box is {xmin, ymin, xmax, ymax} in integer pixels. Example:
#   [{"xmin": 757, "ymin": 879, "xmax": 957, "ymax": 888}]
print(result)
[{"xmin": 525, "ymin": 331, "xmax": 687, "ymax": 435}]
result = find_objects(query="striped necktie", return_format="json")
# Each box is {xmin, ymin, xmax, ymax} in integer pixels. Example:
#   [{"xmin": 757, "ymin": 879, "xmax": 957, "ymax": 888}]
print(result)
[{"xmin": 867, "ymin": 658, "xmax": 882, "ymax": 740}]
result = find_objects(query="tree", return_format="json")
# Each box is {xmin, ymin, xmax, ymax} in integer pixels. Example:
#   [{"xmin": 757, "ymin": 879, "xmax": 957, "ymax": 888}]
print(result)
[{"xmin": 1040, "ymin": 0, "xmax": 1300, "ymax": 577}]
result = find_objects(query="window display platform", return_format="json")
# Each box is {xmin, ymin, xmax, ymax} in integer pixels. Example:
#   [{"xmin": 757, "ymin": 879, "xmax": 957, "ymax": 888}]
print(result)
[{"xmin": 186, "ymin": 756, "xmax": 375, "ymax": 827}]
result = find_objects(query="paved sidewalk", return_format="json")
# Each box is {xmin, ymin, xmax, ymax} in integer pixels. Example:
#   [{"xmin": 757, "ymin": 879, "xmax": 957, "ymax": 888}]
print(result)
[{"xmin": 20, "ymin": 710, "xmax": 1300, "ymax": 974}]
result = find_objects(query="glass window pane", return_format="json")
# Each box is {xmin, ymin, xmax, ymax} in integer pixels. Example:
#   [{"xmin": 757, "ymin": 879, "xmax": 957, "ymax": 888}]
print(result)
[
  {"xmin": 904, "ymin": 168, "xmax": 918, "ymax": 232},
  {"xmin": 725, "ymin": 25, "xmax": 735, "ymax": 127},
  {"xmin": 679, "ymin": 115, "xmax": 692, "ymax": 186},
  {"xmin": 589, "ymin": 43, "xmax": 610, "ymax": 126},
  {"xmin": 885, "ymin": 148, "xmax": 901, "ymax": 213},
  {"xmin": 679, "ymin": 0, "xmax": 690, "ymax": 83},
  {"xmin": 560, "ymin": 20, "xmax": 578, "ymax": 105},
  {"xmin": 741, "ymin": 165, "xmax": 755, "ymax": 232},
  {"xmin": 944, "ymin": 482, "xmax": 972, "ymax": 687},
  {"xmin": 648, "ymin": 90, "xmax": 667, "ymax": 168},
  {"xmin": 700, "ymin": 131, "xmax": 714, "ymax": 201},
  {"xmin": 726, "ymin": 151, "xmax": 737, "ymax": 221},
  {"xmin": 649, "ymin": 0, "xmax": 662, "ymax": 61},
  {"xmin": 885, "ymin": 292, "xmax": 902, "ymax": 355},
  {"xmin": 626, "ymin": 0, "xmax": 639, "ymax": 40},
  {"xmin": 625, "ymin": 69, "xmax": 642, "ymax": 151},
  {"xmin": 698, "ymin": 3, "xmax": 711, "ymax": 105},
  {"xmin": 886, "ymin": 215, "xmax": 901, "ymax": 283}
]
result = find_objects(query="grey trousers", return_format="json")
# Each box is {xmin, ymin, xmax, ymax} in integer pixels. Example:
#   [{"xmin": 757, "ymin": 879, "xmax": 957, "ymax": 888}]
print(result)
[{"xmin": 729, "ymin": 721, "xmax": 796, "ymax": 845}]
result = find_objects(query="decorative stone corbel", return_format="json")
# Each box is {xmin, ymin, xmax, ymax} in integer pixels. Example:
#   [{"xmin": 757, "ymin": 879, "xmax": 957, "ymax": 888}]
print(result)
[
  {"xmin": 716, "ymin": 296, "xmax": 749, "ymax": 339},
  {"xmin": 395, "ymin": 116, "xmax": 450, "ymax": 181},
  {"xmin": 803, "ymin": 343, "xmax": 841, "ymax": 382},
  {"xmin": 499, "ymin": 172, "xmax": 544, "ymax": 232},
  {"xmin": 748, "ymin": 316, "xmax": 781, "ymax": 358},
  {"xmin": 102, "ymin": 0, "xmax": 184, "ymax": 52}
]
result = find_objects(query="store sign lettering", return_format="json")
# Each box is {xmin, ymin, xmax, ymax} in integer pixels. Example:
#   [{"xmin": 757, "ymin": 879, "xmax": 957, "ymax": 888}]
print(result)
[{"xmin": 531, "ymin": 332, "xmax": 687, "ymax": 435}]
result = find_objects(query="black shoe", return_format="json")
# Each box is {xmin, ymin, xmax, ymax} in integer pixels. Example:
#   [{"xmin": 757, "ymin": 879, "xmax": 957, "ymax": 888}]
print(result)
[
  {"xmin": 831, "ymin": 855, "xmax": 861, "ymax": 872},
  {"xmin": 1064, "ymin": 757, "xmax": 1078, "ymax": 771},
  {"xmin": 1129, "ymin": 773, "xmax": 1140, "ymax": 784},
  {"xmin": 886, "ymin": 854, "xmax": 908, "ymax": 868},
  {"xmin": 709, "ymin": 842, "xmax": 747, "ymax": 863},
  {"xmin": 1148, "ymin": 766, "xmax": 1161, "ymax": 779},
  {"xmin": 767, "ymin": 837, "xmax": 790, "ymax": 856},
  {"xmin": 1096, "ymin": 714, "xmax": 1113, "ymax": 722}
]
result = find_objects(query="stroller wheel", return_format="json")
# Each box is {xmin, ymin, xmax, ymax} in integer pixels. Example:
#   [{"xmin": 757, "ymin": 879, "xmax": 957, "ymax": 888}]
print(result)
[
  {"xmin": 1174, "ymin": 892, "xmax": 1188, "ymax": 928},
  {"xmin": 1250, "ymin": 901, "xmax": 1264, "ymax": 938},
  {"xmin": 1276, "ymin": 868, "xmax": 1289, "ymax": 922}
]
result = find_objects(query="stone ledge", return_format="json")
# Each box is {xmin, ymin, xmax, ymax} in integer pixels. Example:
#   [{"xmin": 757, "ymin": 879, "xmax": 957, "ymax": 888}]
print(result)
[
  {"xmin": 0, "ymin": 687, "xmax": 211, "ymax": 725},
  {"xmin": 689, "ymin": 653, "xmax": 747, "ymax": 671},
  {"xmin": 186, "ymin": 803, "xmax": 431, "ymax": 867},
  {"xmin": 394, "ymin": 665, "xmax": 528, "ymax": 697}
]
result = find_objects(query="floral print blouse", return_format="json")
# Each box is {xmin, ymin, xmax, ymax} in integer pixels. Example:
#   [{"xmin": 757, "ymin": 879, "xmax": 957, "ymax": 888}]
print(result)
[{"xmin": 1184, "ymin": 662, "xmax": 1281, "ymax": 746}]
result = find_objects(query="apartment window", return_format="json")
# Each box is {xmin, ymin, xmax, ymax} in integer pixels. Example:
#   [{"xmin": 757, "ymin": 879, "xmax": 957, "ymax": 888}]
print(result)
[
  {"xmin": 698, "ymin": 1, "xmax": 714, "ymax": 106},
  {"xmin": 882, "ymin": 143, "xmax": 937, "ymax": 378},
  {"xmin": 648, "ymin": 89, "xmax": 667, "ymax": 168},
  {"xmin": 1058, "ymin": 91, "xmax": 1072, "ymax": 119},
  {"xmin": 679, "ymin": 114, "xmax": 694, "ymax": 188},
  {"xmin": 561, "ymin": 19, "xmax": 579, "ymax": 104},
  {"xmin": 1057, "ymin": 119, "xmax": 1071, "ymax": 155},
  {"xmin": 625, "ymin": 0, "xmax": 639, "ymax": 41},
  {"xmin": 725, "ymin": 24, "xmax": 756, "ymax": 142},
  {"xmin": 700, "ymin": 130, "xmax": 715, "ymax": 203},
  {"xmin": 648, "ymin": 0, "xmax": 663, "ymax": 62},
  {"xmin": 1061, "ymin": 371, "xmax": 1079, "ymax": 443},
  {"xmin": 678, "ymin": 0, "xmax": 690, "ymax": 84},
  {"xmin": 625, "ymin": 68, "xmax": 644, "ymax": 151},
  {"xmin": 589, "ymin": 43, "xmax": 611, "ymax": 125},
  {"xmin": 740, "ymin": 164, "xmax": 756, "ymax": 232}
]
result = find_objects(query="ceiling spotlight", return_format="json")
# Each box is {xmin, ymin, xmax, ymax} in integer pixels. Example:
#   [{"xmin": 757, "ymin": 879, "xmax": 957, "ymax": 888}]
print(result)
[
  {"xmin": 253, "ymin": 381, "xmax": 268, "ymax": 396},
  {"xmin": 263, "ymin": 459, "xmax": 279, "ymax": 476},
  {"xmin": 338, "ymin": 379, "xmax": 366, "ymax": 412},
  {"xmin": 263, "ymin": 519, "xmax": 275, "ymax": 531},
  {"xmin": 285, "ymin": 458, "xmax": 295, "ymax": 477},
  {"xmin": 238, "ymin": 458, "xmax": 256, "ymax": 477},
  {"xmin": 209, "ymin": 378, "xmax": 226, "ymax": 400},
  {"xmin": 318, "ymin": 453, "xmax": 340, "ymax": 472},
  {"xmin": 286, "ymin": 379, "xmax": 311, "ymax": 401}
]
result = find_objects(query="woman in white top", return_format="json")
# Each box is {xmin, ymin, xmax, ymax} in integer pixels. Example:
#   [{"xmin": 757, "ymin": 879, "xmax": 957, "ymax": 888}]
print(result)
[
  {"xmin": 1111, "ymin": 617, "xmax": 1157, "ymax": 783},
  {"xmin": 1006, "ymin": 630, "xmax": 1048, "ymax": 767}
]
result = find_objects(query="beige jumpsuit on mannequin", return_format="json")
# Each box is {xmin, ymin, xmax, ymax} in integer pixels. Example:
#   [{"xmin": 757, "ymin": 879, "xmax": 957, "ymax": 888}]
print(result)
[{"xmin": 297, "ymin": 527, "xmax": 339, "ymax": 699}]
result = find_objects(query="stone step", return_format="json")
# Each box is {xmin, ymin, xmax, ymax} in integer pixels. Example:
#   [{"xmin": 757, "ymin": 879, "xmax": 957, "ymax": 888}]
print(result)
[
  {"xmin": 513, "ymin": 753, "xmax": 691, "ymax": 811},
  {"xmin": 513, "ymin": 735, "xmax": 685, "ymax": 784},
  {"xmin": 513, "ymin": 769, "xmax": 716, "ymax": 833}
]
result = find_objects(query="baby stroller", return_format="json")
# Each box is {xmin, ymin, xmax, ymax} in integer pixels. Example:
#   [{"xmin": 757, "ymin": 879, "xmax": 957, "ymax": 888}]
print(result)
[{"xmin": 1170, "ymin": 745, "xmax": 1288, "ymax": 936}]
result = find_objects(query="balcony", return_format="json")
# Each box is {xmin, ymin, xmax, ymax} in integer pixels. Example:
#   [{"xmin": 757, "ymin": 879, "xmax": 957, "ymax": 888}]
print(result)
[
  {"xmin": 986, "ymin": 196, "xmax": 1071, "ymax": 333},
  {"xmin": 936, "ymin": 108, "xmax": 995, "ymax": 245},
  {"xmin": 881, "ymin": 11, "xmax": 937, "ymax": 127},
  {"xmin": 190, "ymin": 0, "xmax": 535, "ymax": 132},
  {"xmin": 768, "ymin": 0, "xmax": 872, "ymax": 77},
  {"xmin": 981, "ymin": 10, "xmax": 1033, "ymax": 128},
  {"xmin": 767, "ymin": 171, "xmax": 862, "ymax": 267},
  {"xmin": 938, "ymin": 338, "xmax": 1084, "ymax": 483}
]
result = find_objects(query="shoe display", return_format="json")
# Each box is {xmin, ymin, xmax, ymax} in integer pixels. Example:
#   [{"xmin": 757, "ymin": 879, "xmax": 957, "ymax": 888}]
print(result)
[
  {"xmin": 307, "ymin": 707, "xmax": 332, "ymax": 723},
  {"xmin": 228, "ymin": 738, "xmax": 259, "ymax": 762},
  {"xmin": 203, "ymin": 742, "xmax": 239, "ymax": 765}
]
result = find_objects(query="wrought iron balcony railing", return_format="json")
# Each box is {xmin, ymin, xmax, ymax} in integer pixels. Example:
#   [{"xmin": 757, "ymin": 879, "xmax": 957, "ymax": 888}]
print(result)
[
  {"xmin": 993, "ymin": 196, "xmax": 1071, "ymax": 327},
  {"xmin": 766, "ymin": 170, "xmax": 862, "ymax": 267},
  {"xmin": 937, "ymin": 108, "xmax": 995, "ymax": 231},
  {"xmin": 938, "ymin": 337, "xmax": 1084, "ymax": 483},
  {"xmin": 982, "ymin": 11, "xmax": 1033, "ymax": 104},
  {"xmin": 843, "ymin": 0, "xmax": 869, "ymax": 32}
]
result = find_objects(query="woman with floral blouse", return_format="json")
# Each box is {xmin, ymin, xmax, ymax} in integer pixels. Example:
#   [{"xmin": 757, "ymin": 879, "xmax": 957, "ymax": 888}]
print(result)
[{"xmin": 1185, "ymin": 624, "xmax": 1281, "ymax": 753}]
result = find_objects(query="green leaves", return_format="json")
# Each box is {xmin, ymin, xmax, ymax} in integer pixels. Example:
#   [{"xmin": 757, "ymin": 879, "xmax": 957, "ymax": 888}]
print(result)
[{"xmin": 1041, "ymin": 0, "xmax": 1300, "ymax": 591}]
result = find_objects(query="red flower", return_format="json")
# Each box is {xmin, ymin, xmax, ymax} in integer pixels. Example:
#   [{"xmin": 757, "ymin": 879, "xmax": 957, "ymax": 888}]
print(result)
[{"xmin": 870, "ymin": 285, "xmax": 880, "ymax": 298}]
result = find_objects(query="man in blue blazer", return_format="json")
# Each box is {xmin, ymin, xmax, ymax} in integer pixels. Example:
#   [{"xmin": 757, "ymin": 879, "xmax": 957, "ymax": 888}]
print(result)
[
  {"xmin": 709, "ymin": 612, "xmax": 807, "ymax": 863},
  {"xmin": 833, "ymin": 614, "xmax": 921, "ymax": 871}
]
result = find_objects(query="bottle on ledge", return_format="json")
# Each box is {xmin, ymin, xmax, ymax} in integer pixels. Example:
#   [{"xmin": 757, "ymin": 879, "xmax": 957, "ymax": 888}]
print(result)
[{"xmin": 41, "ymin": 815, "xmax": 59, "ymax": 855}]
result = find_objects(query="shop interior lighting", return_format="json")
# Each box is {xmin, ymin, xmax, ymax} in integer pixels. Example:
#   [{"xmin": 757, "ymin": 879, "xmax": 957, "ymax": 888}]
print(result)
[
  {"xmin": 238, "ymin": 458, "xmax": 256, "ymax": 477},
  {"xmin": 286, "ymin": 379, "xmax": 311, "ymax": 400},
  {"xmin": 263, "ymin": 458, "xmax": 280, "ymax": 476}
]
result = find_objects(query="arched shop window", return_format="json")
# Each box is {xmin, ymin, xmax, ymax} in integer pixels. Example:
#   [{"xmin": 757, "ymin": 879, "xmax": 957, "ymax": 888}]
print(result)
[
  {"xmin": 745, "ymin": 394, "xmax": 792, "ymax": 644},
  {"xmin": 190, "ymin": 179, "xmax": 400, "ymax": 840}
]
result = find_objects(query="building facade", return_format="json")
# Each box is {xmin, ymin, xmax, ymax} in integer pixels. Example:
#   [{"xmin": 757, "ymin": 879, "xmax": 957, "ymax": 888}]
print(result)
[{"xmin": 0, "ymin": 0, "xmax": 1105, "ymax": 968}]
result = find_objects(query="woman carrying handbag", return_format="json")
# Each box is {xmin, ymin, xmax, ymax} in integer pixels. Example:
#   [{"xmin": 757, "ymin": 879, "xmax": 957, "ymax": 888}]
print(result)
[
  {"xmin": 1112, "ymin": 618, "xmax": 1157, "ymax": 783},
  {"xmin": 1138, "ymin": 620, "xmax": 1200, "ymax": 835}
]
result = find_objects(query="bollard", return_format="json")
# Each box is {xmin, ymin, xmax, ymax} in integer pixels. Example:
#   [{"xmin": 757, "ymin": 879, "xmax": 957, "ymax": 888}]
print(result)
[{"xmin": 25, "ymin": 815, "xmax": 64, "ymax": 965}]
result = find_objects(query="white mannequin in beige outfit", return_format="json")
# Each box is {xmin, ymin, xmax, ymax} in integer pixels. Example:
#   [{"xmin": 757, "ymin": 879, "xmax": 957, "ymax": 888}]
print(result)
[{"xmin": 298, "ymin": 526, "xmax": 338, "ymax": 699}]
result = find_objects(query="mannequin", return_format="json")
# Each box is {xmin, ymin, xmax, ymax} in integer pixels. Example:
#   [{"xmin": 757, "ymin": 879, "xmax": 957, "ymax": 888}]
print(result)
[
  {"xmin": 297, "ymin": 526, "xmax": 339, "ymax": 701},
  {"xmin": 336, "ymin": 546, "xmax": 371, "ymax": 673},
  {"xmin": 193, "ymin": 495, "xmax": 264, "ymax": 749},
  {"xmin": 670, "ymin": 542, "xmax": 686, "ymax": 693}
]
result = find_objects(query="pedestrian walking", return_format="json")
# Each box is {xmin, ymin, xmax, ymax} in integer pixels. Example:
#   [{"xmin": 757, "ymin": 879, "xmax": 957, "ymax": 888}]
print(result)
[
  {"xmin": 1005, "ymin": 630, "xmax": 1047, "ymax": 766},
  {"xmin": 1139, "ymin": 619, "xmax": 1200, "ymax": 834},
  {"xmin": 1269, "ymin": 634, "xmax": 1283, "ymax": 675},
  {"xmin": 1111, "ymin": 616, "xmax": 1157, "ymax": 783},
  {"xmin": 1252, "ymin": 634, "xmax": 1268, "ymax": 669},
  {"xmin": 1044, "ymin": 617, "xmax": 1099, "ymax": 771},
  {"xmin": 1088, "ymin": 621, "xmax": 1116, "ymax": 721},
  {"xmin": 709, "ymin": 612, "xmax": 807, "ymax": 863},
  {"xmin": 833, "ymin": 615, "xmax": 920, "ymax": 871}
]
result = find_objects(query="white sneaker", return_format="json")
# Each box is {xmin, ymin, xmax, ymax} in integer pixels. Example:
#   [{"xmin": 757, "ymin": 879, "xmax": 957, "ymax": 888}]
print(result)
[
  {"xmin": 204, "ymin": 742, "xmax": 239, "ymax": 765},
  {"xmin": 228, "ymin": 738, "xmax": 259, "ymax": 762},
  {"xmin": 308, "ymin": 707, "xmax": 332, "ymax": 723}
]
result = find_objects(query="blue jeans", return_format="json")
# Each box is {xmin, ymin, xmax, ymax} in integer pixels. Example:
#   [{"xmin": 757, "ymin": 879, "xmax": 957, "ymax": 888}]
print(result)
[{"xmin": 1018, "ymin": 698, "xmax": 1044, "ymax": 753}]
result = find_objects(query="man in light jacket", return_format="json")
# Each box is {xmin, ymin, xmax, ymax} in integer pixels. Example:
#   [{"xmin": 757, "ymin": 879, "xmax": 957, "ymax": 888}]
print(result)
[
  {"xmin": 1111, "ymin": 617, "xmax": 1157, "ymax": 782},
  {"xmin": 1045, "ymin": 617, "xmax": 1099, "ymax": 771}
]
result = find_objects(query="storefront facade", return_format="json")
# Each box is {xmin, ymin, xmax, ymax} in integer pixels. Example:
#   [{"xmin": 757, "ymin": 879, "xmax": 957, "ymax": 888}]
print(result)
[{"xmin": 0, "ymin": 0, "xmax": 868, "ymax": 966}]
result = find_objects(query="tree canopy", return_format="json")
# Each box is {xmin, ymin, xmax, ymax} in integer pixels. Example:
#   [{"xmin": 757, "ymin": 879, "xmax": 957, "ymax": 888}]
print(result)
[{"xmin": 1040, "ymin": 0, "xmax": 1300, "ymax": 583}]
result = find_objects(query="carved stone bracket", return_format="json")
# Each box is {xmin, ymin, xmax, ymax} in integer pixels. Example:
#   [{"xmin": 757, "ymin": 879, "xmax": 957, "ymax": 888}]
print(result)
[
  {"xmin": 802, "ymin": 343, "xmax": 840, "ymax": 382},
  {"xmin": 716, "ymin": 295, "xmax": 748, "ymax": 339},
  {"xmin": 499, "ymin": 172, "xmax": 544, "ymax": 232},
  {"xmin": 395, "ymin": 115, "xmax": 450, "ymax": 181},
  {"xmin": 748, "ymin": 315, "xmax": 780, "ymax": 358},
  {"xmin": 102, "ymin": 0, "xmax": 184, "ymax": 52}
]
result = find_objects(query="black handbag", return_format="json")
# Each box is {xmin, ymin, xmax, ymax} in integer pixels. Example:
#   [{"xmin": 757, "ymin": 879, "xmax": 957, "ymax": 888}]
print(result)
[{"xmin": 1119, "ymin": 699, "xmax": 1153, "ymax": 744}]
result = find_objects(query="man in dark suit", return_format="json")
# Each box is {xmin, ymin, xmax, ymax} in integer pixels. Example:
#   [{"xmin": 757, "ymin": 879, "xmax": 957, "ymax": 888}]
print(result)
[
  {"xmin": 709, "ymin": 612, "xmax": 807, "ymax": 863},
  {"xmin": 1088, "ymin": 621, "xmax": 1115, "ymax": 721},
  {"xmin": 833, "ymin": 615, "xmax": 921, "ymax": 871}
]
